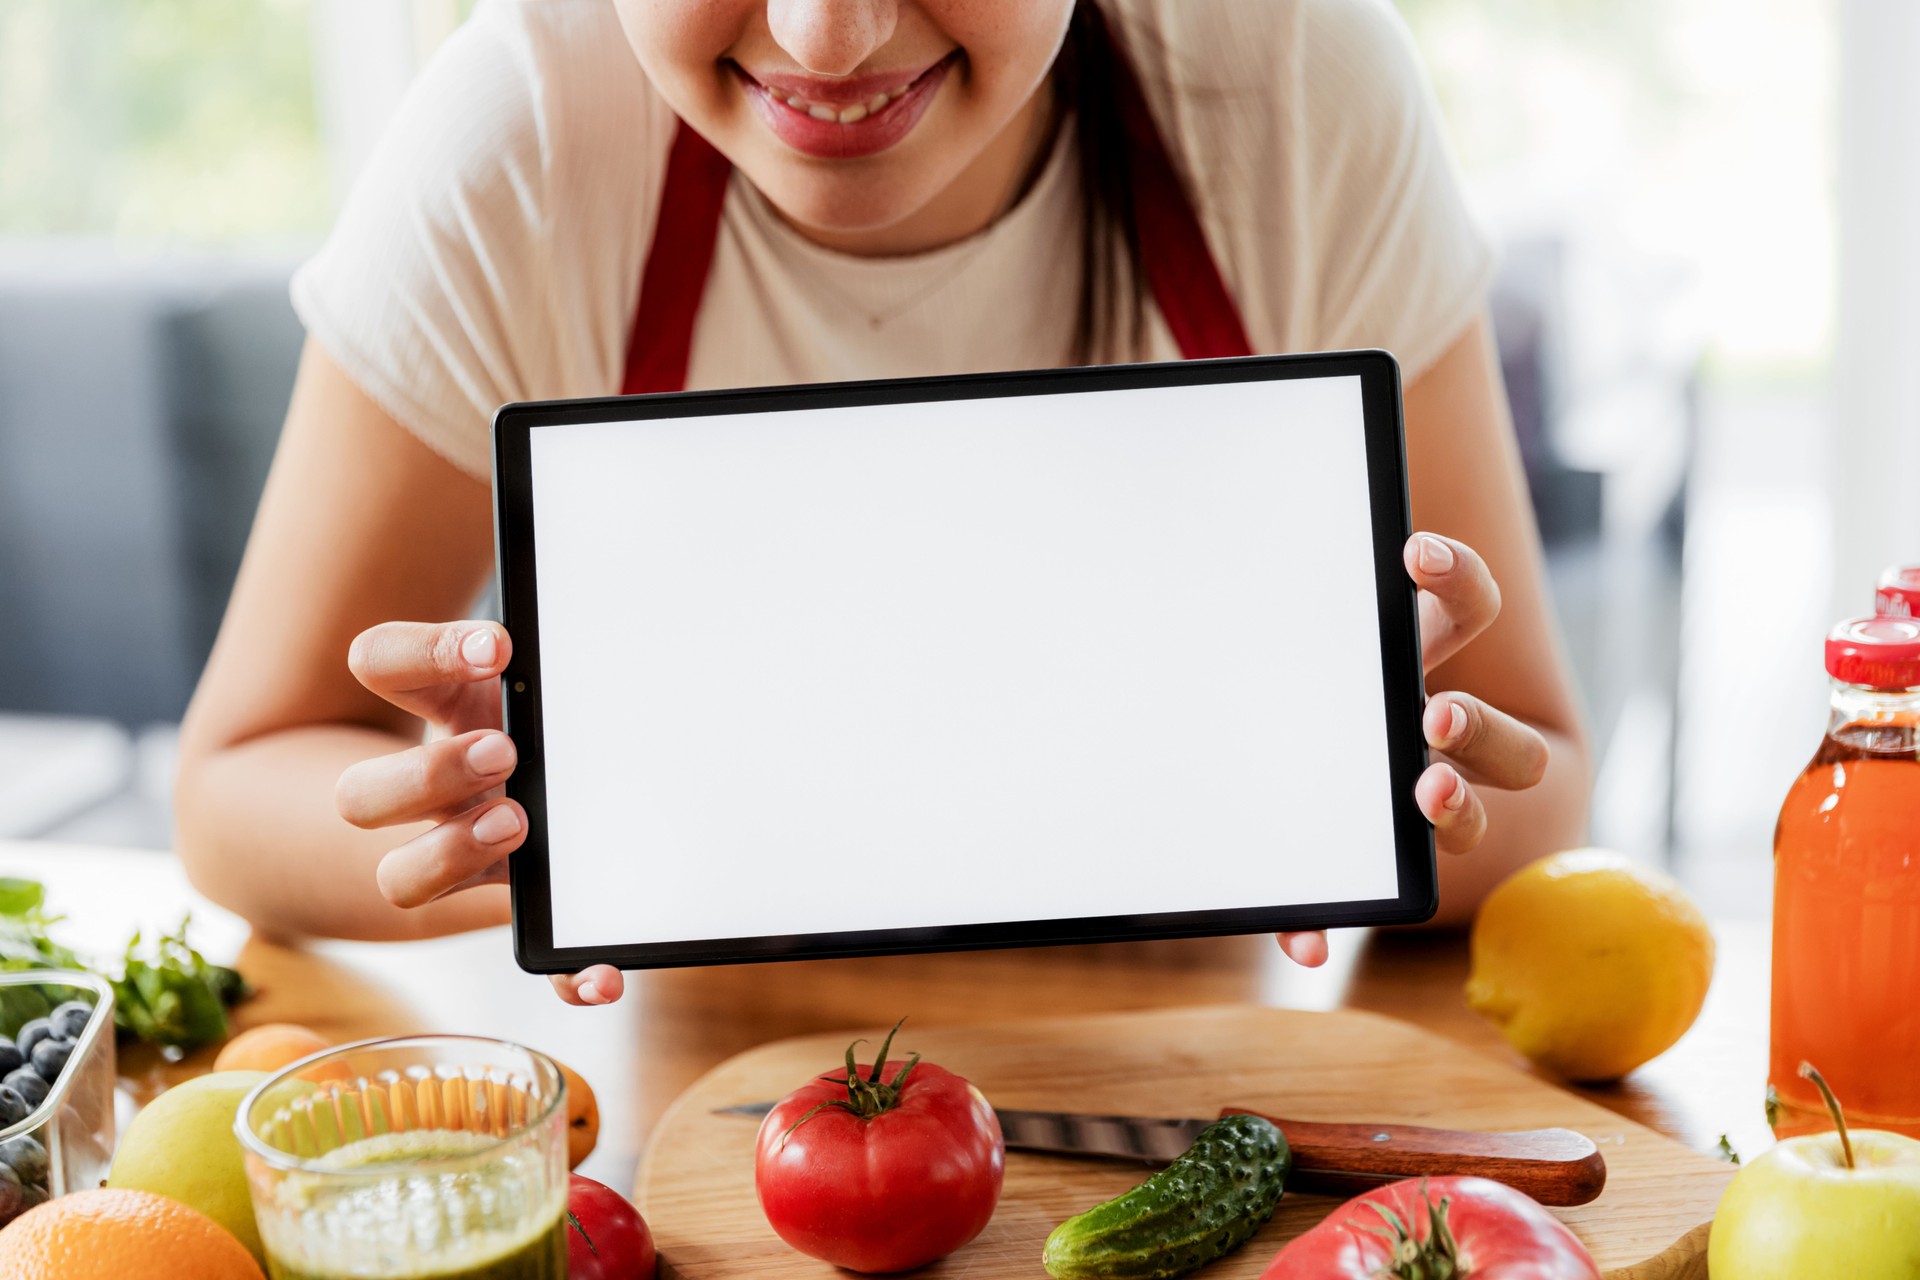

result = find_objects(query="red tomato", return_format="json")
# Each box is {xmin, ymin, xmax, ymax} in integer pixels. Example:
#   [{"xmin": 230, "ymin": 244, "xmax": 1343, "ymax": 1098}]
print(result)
[
  {"xmin": 1261, "ymin": 1176, "xmax": 1599, "ymax": 1279},
  {"xmin": 566, "ymin": 1174, "xmax": 658, "ymax": 1280},
  {"xmin": 754, "ymin": 1024, "xmax": 1004, "ymax": 1274}
]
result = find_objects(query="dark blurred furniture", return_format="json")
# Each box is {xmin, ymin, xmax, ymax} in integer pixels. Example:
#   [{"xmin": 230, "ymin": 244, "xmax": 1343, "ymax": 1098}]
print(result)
[
  {"xmin": 0, "ymin": 712, "xmax": 131, "ymax": 839},
  {"xmin": 0, "ymin": 250, "xmax": 303, "ymax": 725},
  {"xmin": 1491, "ymin": 233, "xmax": 1700, "ymax": 854}
]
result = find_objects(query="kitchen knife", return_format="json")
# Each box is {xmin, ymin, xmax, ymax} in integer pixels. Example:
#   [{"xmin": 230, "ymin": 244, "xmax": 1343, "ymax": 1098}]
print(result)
[{"xmin": 714, "ymin": 1101, "xmax": 1607, "ymax": 1206}]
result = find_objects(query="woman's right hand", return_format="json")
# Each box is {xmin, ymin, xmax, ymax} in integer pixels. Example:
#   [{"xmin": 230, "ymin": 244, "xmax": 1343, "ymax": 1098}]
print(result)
[{"xmin": 336, "ymin": 619, "xmax": 625, "ymax": 1007}]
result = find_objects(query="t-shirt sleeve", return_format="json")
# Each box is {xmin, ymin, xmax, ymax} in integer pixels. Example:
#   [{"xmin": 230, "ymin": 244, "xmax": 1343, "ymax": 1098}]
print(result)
[
  {"xmin": 291, "ymin": 3, "xmax": 559, "ymax": 479},
  {"xmin": 1294, "ymin": 0, "xmax": 1494, "ymax": 380}
]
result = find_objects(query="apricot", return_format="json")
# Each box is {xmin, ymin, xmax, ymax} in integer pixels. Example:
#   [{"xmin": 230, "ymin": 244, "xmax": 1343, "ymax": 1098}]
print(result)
[
  {"xmin": 212, "ymin": 1023, "xmax": 335, "ymax": 1077},
  {"xmin": 555, "ymin": 1060, "xmax": 600, "ymax": 1168}
]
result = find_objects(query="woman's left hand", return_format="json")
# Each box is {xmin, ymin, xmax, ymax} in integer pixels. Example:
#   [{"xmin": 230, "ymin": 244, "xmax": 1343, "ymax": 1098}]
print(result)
[{"xmin": 1276, "ymin": 532, "xmax": 1550, "ymax": 967}]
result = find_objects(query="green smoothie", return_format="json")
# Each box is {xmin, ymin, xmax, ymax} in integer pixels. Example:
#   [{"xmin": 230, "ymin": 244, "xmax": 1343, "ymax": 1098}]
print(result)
[
  {"xmin": 265, "ymin": 1219, "xmax": 566, "ymax": 1280},
  {"xmin": 258, "ymin": 1130, "xmax": 567, "ymax": 1280}
]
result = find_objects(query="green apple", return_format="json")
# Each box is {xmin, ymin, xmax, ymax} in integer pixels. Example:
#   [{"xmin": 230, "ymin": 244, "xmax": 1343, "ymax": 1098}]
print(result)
[
  {"xmin": 1709, "ymin": 1066, "xmax": 1920, "ymax": 1279},
  {"xmin": 107, "ymin": 1069, "xmax": 313, "ymax": 1265}
]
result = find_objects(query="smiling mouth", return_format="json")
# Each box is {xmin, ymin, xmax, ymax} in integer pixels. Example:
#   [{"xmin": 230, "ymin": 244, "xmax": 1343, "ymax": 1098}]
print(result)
[{"xmin": 731, "ymin": 52, "xmax": 959, "ymax": 127}]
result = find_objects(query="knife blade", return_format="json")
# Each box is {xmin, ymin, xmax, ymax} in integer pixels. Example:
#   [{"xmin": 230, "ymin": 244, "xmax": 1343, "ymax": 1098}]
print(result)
[{"xmin": 713, "ymin": 1101, "xmax": 1607, "ymax": 1206}]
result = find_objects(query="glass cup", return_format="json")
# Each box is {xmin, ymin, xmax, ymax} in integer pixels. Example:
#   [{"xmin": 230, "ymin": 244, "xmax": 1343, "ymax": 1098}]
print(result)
[{"xmin": 236, "ymin": 1035, "xmax": 569, "ymax": 1280}]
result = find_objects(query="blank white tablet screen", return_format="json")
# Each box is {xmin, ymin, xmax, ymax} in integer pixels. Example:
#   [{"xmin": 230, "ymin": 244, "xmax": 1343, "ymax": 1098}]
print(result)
[{"xmin": 528, "ymin": 376, "xmax": 1398, "ymax": 949}]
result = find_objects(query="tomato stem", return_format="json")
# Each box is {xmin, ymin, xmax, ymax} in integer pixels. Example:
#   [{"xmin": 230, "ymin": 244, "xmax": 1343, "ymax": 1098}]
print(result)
[
  {"xmin": 567, "ymin": 1209, "xmax": 600, "ymax": 1258},
  {"xmin": 1357, "ymin": 1180, "xmax": 1469, "ymax": 1279},
  {"xmin": 1798, "ymin": 1061, "xmax": 1855, "ymax": 1170},
  {"xmin": 781, "ymin": 1017, "xmax": 922, "ymax": 1142}
]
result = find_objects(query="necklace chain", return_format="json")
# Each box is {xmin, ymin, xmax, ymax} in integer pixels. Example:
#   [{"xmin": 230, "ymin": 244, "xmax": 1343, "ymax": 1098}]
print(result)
[{"xmin": 777, "ymin": 229, "xmax": 1003, "ymax": 330}]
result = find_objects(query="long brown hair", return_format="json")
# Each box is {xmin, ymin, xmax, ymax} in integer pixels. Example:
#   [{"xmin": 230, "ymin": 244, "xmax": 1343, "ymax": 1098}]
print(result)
[{"xmin": 1057, "ymin": 0, "xmax": 1148, "ymax": 365}]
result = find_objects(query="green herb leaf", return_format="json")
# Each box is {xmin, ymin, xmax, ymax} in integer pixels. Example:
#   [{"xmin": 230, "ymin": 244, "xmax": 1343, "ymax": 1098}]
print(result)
[
  {"xmin": 111, "ymin": 918, "xmax": 234, "ymax": 1049},
  {"xmin": 0, "ymin": 879, "xmax": 46, "ymax": 917},
  {"xmin": 0, "ymin": 891, "xmax": 244, "ymax": 1050}
]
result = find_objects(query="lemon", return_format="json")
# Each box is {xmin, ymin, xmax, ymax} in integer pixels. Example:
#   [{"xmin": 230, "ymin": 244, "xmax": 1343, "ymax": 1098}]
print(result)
[{"xmin": 1466, "ymin": 848, "xmax": 1714, "ymax": 1083}]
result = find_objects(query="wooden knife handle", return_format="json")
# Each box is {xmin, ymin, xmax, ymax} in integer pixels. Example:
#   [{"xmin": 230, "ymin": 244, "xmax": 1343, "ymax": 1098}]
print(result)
[{"xmin": 1221, "ymin": 1109, "xmax": 1607, "ymax": 1206}]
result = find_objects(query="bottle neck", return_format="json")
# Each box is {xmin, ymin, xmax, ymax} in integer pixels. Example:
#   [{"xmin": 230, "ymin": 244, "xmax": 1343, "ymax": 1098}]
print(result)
[{"xmin": 1827, "ymin": 680, "xmax": 1920, "ymax": 753}]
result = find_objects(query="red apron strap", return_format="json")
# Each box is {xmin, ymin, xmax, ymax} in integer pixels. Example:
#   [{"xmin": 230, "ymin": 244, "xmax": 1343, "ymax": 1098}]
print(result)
[
  {"xmin": 622, "ymin": 6, "xmax": 1252, "ymax": 394},
  {"xmin": 620, "ymin": 123, "xmax": 733, "ymax": 395},
  {"xmin": 1084, "ymin": 4, "xmax": 1254, "ymax": 361}
]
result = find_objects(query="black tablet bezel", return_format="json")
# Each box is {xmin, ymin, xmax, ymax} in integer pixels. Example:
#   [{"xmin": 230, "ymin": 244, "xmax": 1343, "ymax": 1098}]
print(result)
[{"xmin": 494, "ymin": 351, "xmax": 1433, "ymax": 973}]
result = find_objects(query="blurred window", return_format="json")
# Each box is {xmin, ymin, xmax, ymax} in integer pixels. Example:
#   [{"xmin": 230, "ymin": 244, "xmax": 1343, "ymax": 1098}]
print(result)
[
  {"xmin": 1399, "ymin": 0, "xmax": 1838, "ymax": 897},
  {"xmin": 1398, "ymin": 0, "xmax": 1832, "ymax": 375},
  {"xmin": 0, "ymin": 0, "xmax": 330, "ymax": 244}
]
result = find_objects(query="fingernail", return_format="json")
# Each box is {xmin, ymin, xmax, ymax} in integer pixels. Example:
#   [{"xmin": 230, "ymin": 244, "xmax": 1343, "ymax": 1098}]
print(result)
[
  {"xmin": 467, "ymin": 733, "xmax": 514, "ymax": 776},
  {"xmin": 1417, "ymin": 535, "xmax": 1455, "ymax": 575},
  {"xmin": 1445, "ymin": 700, "xmax": 1468, "ymax": 743},
  {"xmin": 578, "ymin": 982, "xmax": 606, "ymax": 1006},
  {"xmin": 1443, "ymin": 768, "xmax": 1469, "ymax": 810},
  {"xmin": 472, "ymin": 804, "xmax": 521, "ymax": 844},
  {"xmin": 461, "ymin": 628, "xmax": 496, "ymax": 668}
]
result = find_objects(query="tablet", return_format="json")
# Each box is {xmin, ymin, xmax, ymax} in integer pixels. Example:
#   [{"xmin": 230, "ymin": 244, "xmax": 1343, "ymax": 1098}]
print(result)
[{"xmin": 493, "ymin": 352, "xmax": 1433, "ymax": 973}]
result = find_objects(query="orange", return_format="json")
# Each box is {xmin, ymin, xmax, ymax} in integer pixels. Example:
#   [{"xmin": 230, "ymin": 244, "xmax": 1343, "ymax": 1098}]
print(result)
[
  {"xmin": 0, "ymin": 1187, "xmax": 263, "ymax": 1279},
  {"xmin": 213, "ymin": 1023, "xmax": 340, "ymax": 1078},
  {"xmin": 556, "ymin": 1059, "xmax": 601, "ymax": 1168}
]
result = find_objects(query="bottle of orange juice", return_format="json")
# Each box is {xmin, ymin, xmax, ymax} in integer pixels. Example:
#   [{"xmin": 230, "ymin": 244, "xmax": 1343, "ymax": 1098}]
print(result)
[{"xmin": 1770, "ymin": 614, "xmax": 1920, "ymax": 1136}]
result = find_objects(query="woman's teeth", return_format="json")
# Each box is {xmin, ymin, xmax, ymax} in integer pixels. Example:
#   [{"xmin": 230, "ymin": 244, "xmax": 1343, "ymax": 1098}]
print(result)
[{"xmin": 780, "ymin": 87, "xmax": 908, "ymax": 124}]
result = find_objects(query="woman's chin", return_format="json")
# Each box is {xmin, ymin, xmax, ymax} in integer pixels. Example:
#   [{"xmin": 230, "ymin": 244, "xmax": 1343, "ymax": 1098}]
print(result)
[{"xmin": 744, "ymin": 163, "xmax": 956, "ymax": 247}]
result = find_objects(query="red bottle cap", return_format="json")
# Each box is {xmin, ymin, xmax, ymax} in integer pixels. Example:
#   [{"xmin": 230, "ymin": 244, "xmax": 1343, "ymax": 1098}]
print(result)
[
  {"xmin": 1827, "ymin": 615, "xmax": 1920, "ymax": 689},
  {"xmin": 1877, "ymin": 564, "xmax": 1920, "ymax": 618}
]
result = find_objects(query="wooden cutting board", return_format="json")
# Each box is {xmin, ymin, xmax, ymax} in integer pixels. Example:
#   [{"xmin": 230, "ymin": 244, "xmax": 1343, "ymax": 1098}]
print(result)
[{"xmin": 636, "ymin": 1005, "xmax": 1733, "ymax": 1280}]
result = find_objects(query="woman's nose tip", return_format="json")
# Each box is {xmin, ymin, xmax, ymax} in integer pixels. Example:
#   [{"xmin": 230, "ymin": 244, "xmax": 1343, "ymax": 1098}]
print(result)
[{"xmin": 766, "ymin": 0, "xmax": 898, "ymax": 78}]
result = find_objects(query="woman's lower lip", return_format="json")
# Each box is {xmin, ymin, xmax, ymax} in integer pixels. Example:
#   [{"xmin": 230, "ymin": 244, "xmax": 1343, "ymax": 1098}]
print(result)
[{"xmin": 741, "ymin": 55, "xmax": 955, "ymax": 160}]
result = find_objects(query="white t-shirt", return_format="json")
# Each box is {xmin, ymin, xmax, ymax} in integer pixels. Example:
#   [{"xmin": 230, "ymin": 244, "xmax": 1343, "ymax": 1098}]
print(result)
[{"xmin": 293, "ymin": 0, "xmax": 1493, "ymax": 481}]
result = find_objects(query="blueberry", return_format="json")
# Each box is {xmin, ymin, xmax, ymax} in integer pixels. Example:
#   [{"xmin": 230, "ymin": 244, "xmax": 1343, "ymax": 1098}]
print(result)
[
  {"xmin": 0, "ymin": 1088, "xmax": 24, "ymax": 1129},
  {"xmin": 2, "ymin": 1071, "xmax": 45, "ymax": 1110},
  {"xmin": 0, "ymin": 1040, "xmax": 20, "ymax": 1078},
  {"xmin": 0, "ymin": 1135, "xmax": 47, "ymax": 1186},
  {"xmin": 28, "ymin": 1039, "xmax": 71, "ymax": 1084},
  {"xmin": 13, "ymin": 1020, "xmax": 50, "ymax": 1062},
  {"xmin": 48, "ymin": 1002, "xmax": 91, "ymax": 1042},
  {"xmin": 0, "ymin": 1164, "xmax": 19, "ymax": 1225}
]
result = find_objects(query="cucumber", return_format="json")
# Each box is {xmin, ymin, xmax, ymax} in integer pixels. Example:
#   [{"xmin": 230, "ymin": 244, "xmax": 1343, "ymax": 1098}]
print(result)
[{"xmin": 1041, "ymin": 1114, "xmax": 1291, "ymax": 1279}]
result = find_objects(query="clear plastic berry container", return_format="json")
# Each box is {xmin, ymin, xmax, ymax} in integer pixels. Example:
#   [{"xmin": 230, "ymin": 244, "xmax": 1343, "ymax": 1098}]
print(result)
[{"xmin": 0, "ymin": 969, "xmax": 116, "ymax": 1217}]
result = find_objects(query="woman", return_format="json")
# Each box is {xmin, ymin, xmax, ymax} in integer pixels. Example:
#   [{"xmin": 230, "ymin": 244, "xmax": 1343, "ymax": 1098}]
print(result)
[{"xmin": 174, "ymin": 0, "xmax": 1590, "ymax": 1005}]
